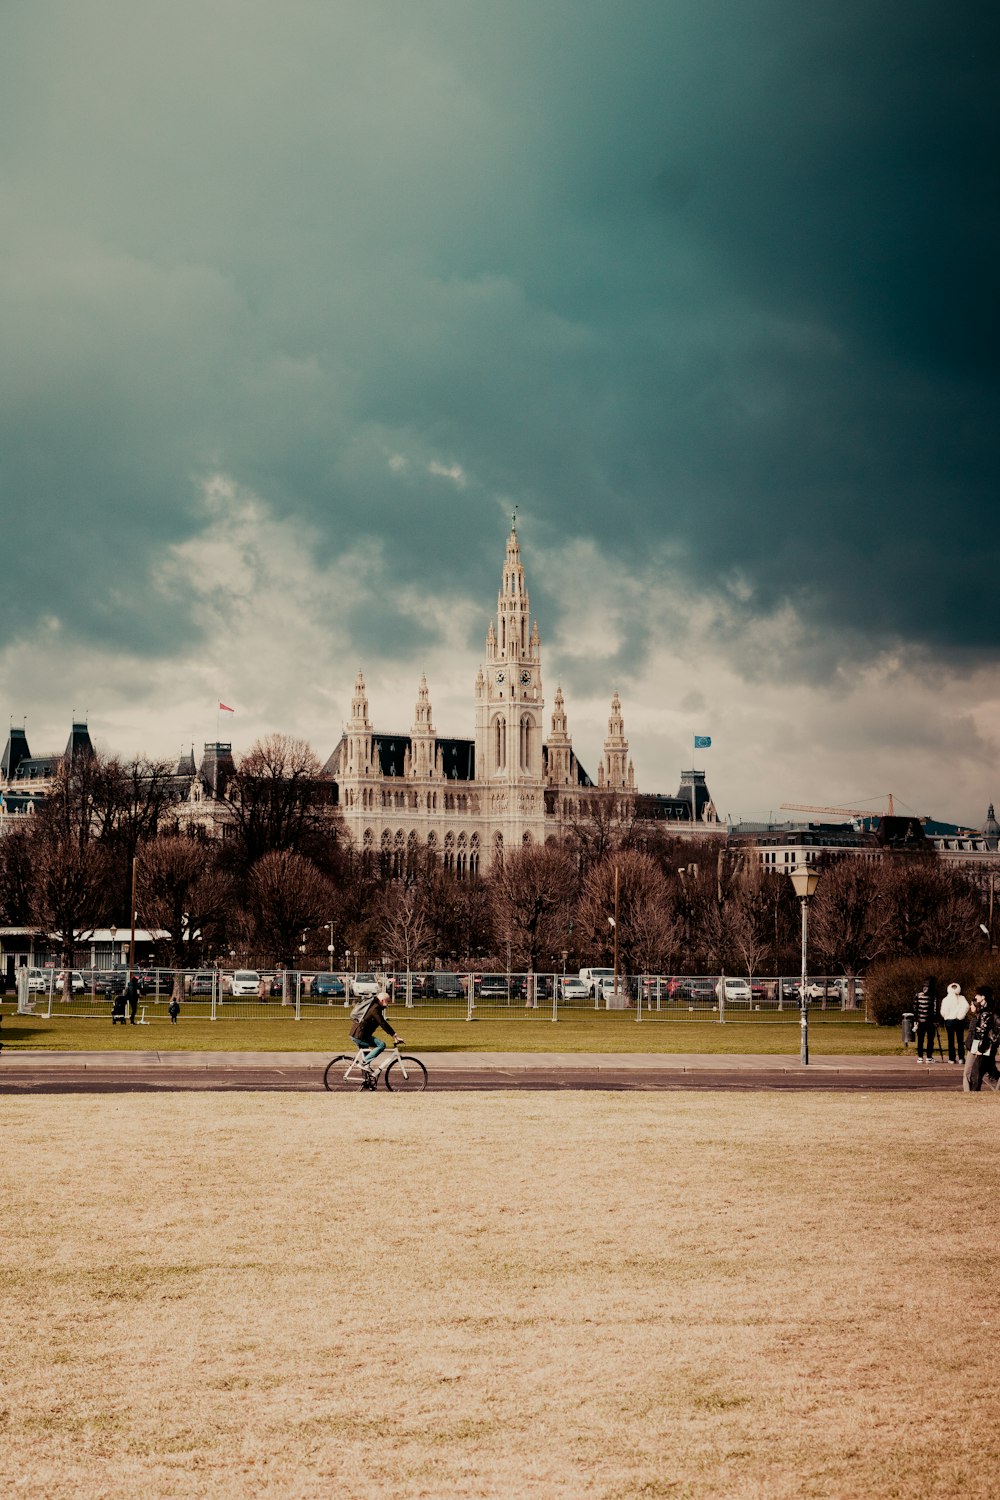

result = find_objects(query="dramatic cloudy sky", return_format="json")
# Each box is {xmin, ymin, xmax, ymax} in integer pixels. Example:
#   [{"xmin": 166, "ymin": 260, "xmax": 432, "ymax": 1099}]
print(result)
[{"xmin": 2, "ymin": 2, "xmax": 997, "ymax": 823}]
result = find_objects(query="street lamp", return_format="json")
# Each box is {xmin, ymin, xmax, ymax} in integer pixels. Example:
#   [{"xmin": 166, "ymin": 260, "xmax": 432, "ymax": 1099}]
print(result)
[
  {"xmin": 328, "ymin": 921, "xmax": 335, "ymax": 972},
  {"xmin": 789, "ymin": 864, "xmax": 821, "ymax": 1065},
  {"xmin": 109, "ymin": 924, "xmax": 117, "ymax": 971}
]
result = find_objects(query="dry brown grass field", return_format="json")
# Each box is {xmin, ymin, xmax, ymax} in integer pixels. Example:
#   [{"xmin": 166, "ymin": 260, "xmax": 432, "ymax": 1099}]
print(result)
[{"xmin": 3, "ymin": 1093, "xmax": 997, "ymax": 1499}]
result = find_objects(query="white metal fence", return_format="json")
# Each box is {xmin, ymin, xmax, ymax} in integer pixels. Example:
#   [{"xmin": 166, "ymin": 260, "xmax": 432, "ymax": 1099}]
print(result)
[{"xmin": 14, "ymin": 969, "xmax": 867, "ymax": 1022}]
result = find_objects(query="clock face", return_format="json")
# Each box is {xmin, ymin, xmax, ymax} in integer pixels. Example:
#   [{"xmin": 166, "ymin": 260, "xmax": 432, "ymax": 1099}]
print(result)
[
  {"xmin": 520, "ymin": 670, "xmax": 531, "ymax": 685},
  {"xmin": 496, "ymin": 670, "xmax": 506, "ymax": 685}
]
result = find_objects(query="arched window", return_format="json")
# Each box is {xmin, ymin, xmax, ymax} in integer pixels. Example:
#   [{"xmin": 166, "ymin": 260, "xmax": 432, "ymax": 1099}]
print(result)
[
  {"xmin": 520, "ymin": 714, "xmax": 532, "ymax": 770},
  {"xmin": 495, "ymin": 715, "xmax": 506, "ymax": 770}
]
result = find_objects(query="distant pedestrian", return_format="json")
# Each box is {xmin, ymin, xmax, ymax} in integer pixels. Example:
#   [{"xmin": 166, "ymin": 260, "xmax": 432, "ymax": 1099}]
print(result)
[
  {"xmin": 123, "ymin": 974, "xmax": 140, "ymax": 1025},
  {"xmin": 913, "ymin": 976, "xmax": 939, "ymax": 1063},
  {"xmin": 168, "ymin": 997, "xmax": 180, "ymax": 1024},
  {"xmin": 939, "ymin": 982, "xmax": 970, "ymax": 1065},
  {"xmin": 965, "ymin": 985, "xmax": 1000, "ymax": 1092}
]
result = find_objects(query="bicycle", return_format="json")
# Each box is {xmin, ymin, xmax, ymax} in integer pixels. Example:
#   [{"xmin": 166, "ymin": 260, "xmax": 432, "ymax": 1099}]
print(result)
[{"xmin": 323, "ymin": 1043, "xmax": 428, "ymax": 1093}]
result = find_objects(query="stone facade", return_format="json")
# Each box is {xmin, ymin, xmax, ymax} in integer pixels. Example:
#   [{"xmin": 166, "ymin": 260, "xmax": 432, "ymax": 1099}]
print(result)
[{"xmin": 323, "ymin": 521, "xmax": 721, "ymax": 873}]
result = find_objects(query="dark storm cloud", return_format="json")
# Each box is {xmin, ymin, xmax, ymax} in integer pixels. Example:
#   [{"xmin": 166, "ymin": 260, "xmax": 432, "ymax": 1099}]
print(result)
[{"xmin": 1, "ymin": 1, "xmax": 996, "ymax": 679}]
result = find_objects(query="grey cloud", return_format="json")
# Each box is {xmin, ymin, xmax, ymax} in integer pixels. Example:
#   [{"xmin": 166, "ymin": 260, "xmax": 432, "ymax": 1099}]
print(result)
[{"xmin": 1, "ymin": 0, "xmax": 997, "ymax": 695}]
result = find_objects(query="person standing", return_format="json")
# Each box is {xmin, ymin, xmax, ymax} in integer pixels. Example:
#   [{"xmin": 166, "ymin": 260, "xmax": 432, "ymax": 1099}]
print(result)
[
  {"xmin": 940, "ymin": 982, "xmax": 970, "ymax": 1065},
  {"xmin": 965, "ymin": 985, "xmax": 1000, "ymax": 1092},
  {"xmin": 168, "ymin": 996, "xmax": 180, "ymax": 1024},
  {"xmin": 913, "ymin": 976, "xmax": 939, "ymax": 1063},
  {"xmin": 123, "ymin": 974, "xmax": 140, "ymax": 1025}
]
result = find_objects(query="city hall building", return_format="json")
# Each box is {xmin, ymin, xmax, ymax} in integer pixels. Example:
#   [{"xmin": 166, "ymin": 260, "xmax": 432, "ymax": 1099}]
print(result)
[{"xmin": 322, "ymin": 521, "xmax": 722, "ymax": 874}]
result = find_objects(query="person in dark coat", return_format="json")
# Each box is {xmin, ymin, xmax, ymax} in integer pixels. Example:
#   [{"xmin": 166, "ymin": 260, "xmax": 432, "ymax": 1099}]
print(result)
[
  {"xmin": 168, "ymin": 996, "xmax": 180, "ymax": 1024},
  {"xmin": 350, "ymin": 991, "xmax": 402, "ymax": 1088},
  {"xmin": 913, "ymin": 976, "xmax": 939, "ymax": 1063},
  {"xmin": 965, "ymin": 985, "xmax": 1000, "ymax": 1092},
  {"xmin": 123, "ymin": 975, "xmax": 140, "ymax": 1024}
]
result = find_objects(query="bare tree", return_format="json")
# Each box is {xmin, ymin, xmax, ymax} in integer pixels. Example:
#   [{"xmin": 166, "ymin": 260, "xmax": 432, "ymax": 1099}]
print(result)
[
  {"xmin": 564, "ymin": 792, "xmax": 640, "ymax": 872},
  {"xmin": 222, "ymin": 735, "xmax": 340, "ymax": 872},
  {"xmin": 31, "ymin": 834, "xmax": 111, "ymax": 990},
  {"xmin": 490, "ymin": 844, "xmax": 577, "ymax": 972},
  {"xmin": 576, "ymin": 851, "xmax": 675, "ymax": 975},
  {"xmin": 721, "ymin": 860, "xmax": 774, "ymax": 980},
  {"xmin": 0, "ymin": 826, "xmax": 35, "ymax": 925},
  {"xmin": 243, "ymin": 850, "xmax": 337, "ymax": 982},
  {"xmin": 136, "ymin": 836, "xmax": 234, "ymax": 998},
  {"xmin": 378, "ymin": 884, "xmax": 432, "ymax": 972},
  {"xmin": 810, "ymin": 859, "xmax": 896, "ymax": 1003}
]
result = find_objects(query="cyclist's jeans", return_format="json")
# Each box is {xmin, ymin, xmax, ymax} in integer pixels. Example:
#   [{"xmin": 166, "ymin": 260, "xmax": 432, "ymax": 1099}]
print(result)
[{"xmin": 357, "ymin": 1037, "xmax": 386, "ymax": 1065}]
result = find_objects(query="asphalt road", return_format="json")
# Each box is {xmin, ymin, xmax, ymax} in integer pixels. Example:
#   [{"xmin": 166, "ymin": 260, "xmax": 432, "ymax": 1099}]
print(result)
[{"xmin": 0, "ymin": 1052, "xmax": 970, "ymax": 1094}]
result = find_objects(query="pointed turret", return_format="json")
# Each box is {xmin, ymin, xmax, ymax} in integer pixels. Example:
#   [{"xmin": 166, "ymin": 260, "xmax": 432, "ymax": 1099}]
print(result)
[
  {"xmin": 1, "ymin": 726, "xmax": 31, "ymax": 782},
  {"xmin": 409, "ymin": 674, "xmax": 437, "ymax": 779},
  {"xmin": 601, "ymin": 692, "xmax": 634, "ymax": 791},
  {"xmin": 545, "ymin": 685, "xmax": 574, "ymax": 787},
  {"xmin": 64, "ymin": 722, "xmax": 94, "ymax": 762},
  {"xmin": 175, "ymin": 744, "xmax": 196, "ymax": 778},
  {"xmin": 346, "ymin": 670, "xmax": 375, "ymax": 777}
]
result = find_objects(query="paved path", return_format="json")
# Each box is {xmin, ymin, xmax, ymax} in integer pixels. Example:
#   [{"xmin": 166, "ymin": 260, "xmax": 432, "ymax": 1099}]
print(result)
[{"xmin": 0, "ymin": 1050, "xmax": 970, "ymax": 1093}]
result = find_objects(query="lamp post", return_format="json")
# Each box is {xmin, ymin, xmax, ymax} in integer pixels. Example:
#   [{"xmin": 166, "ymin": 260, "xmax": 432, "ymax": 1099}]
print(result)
[
  {"xmin": 789, "ymin": 864, "xmax": 821, "ymax": 1065},
  {"xmin": 109, "ymin": 924, "xmax": 117, "ymax": 971},
  {"xmin": 328, "ymin": 922, "xmax": 335, "ymax": 972}
]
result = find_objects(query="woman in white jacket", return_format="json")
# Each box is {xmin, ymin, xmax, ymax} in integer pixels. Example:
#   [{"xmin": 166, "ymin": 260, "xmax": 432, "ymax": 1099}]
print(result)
[{"xmin": 939, "ymin": 981, "xmax": 970, "ymax": 1064}]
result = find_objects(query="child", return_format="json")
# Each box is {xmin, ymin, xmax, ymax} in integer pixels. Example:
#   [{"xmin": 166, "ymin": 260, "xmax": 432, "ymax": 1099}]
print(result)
[{"xmin": 168, "ymin": 996, "xmax": 180, "ymax": 1024}]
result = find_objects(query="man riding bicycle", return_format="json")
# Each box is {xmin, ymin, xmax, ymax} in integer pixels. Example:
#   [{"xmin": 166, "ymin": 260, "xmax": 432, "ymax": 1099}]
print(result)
[{"xmin": 351, "ymin": 990, "xmax": 403, "ymax": 1088}]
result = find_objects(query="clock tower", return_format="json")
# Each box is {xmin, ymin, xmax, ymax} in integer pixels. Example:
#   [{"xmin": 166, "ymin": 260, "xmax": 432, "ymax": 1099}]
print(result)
[{"xmin": 475, "ymin": 519, "xmax": 545, "ymax": 824}]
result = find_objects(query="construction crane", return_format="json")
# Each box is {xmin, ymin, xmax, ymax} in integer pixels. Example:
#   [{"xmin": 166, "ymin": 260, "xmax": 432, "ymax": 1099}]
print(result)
[{"xmin": 780, "ymin": 794, "xmax": 897, "ymax": 821}]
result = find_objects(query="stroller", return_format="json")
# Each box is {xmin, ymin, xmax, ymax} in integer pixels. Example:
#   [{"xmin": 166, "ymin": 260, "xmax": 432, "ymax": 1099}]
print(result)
[{"xmin": 111, "ymin": 992, "xmax": 128, "ymax": 1025}]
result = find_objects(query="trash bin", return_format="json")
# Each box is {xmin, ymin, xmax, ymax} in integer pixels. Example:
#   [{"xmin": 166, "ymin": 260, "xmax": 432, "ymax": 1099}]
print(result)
[{"xmin": 901, "ymin": 1012, "xmax": 914, "ymax": 1046}]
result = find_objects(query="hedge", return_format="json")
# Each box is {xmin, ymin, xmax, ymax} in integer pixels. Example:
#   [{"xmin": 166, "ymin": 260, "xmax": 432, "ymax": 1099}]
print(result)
[{"xmin": 866, "ymin": 955, "xmax": 1000, "ymax": 1027}]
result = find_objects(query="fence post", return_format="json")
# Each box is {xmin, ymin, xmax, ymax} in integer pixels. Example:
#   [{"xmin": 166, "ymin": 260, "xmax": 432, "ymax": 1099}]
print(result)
[
  {"xmin": 636, "ymin": 974, "xmax": 643, "ymax": 1023},
  {"xmin": 46, "ymin": 973, "xmax": 55, "ymax": 1019},
  {"xmin": 466, "ymin": 974, "xmax": 474, "ymax": 1022},
  {"xmin": 552, "ymin": 974, "xmax": 558, "ymax": 1023},
  {"xmin": 295, "ymin": 972, "xmax": 302, "ymax": 1020},
  {"xmin": 16, "ymin": 967, "xmax": 30, "ymax": 1013},
  {"xmin": 211, "ymin": 971, "xmax": 218, "ymax": 1022}
]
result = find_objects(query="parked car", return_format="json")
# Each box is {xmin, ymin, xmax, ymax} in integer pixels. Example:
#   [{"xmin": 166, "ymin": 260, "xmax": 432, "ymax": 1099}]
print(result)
[
  {"xmin": 781, "ymin": 979, "xmax": 826, "ymax": 1002},
  {"xmin": 310, "ymin": 972, "xmax": 347, "ymax": 1000},
  {"xmin": 26, "ymin": 968, "xmax": 53, "ymax": 994},
  {"xmin": 350, "ymin": 972, "xmax": 380, "ymax": 999},
  {"xmin": 55, "ymin": 970, "xmax": 86, "ymax": 994},
  {"xmin": 598, "ymin": 975, "xmax": 631, "ymax": 1007},
  {"xmin": 559, "ymin": 976, "xmax": 590, "ymax": 1001},
  {"xmin": 230, "ymin": 969, "xmax": 261, "ymax": 997},
  {"xmin": 477, "ymin": 974, "xmax": 511, "ymax": 999},
  {"xmin": 431, "ymin": 972, "xmax": 463, "ymax": 999},
  {"xmin": 721, "ymin": 978, "xmax": 751, "ymax": 1004},
  {"xmin": 188, "ymin": 971, "xmax": 217, "ymax": 995},
  {"xmin": 679, "ymin": 979, "xmax": 718, "ymax": 1003},
  {"xmin": 387, "ymin": 974, "xmax": 428, "ymax": 1000}
]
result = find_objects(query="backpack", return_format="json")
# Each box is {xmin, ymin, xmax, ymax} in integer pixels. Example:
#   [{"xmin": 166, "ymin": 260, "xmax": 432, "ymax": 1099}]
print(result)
[{"xmin": 350, "ymin": 996, "xmax": 377, "ymax": 1028}]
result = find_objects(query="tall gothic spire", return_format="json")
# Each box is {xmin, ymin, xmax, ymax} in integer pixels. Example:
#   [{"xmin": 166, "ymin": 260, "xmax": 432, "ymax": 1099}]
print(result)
[{"xmin": 599, "ymin": 691, "xmax": 634, "ymax": 791}]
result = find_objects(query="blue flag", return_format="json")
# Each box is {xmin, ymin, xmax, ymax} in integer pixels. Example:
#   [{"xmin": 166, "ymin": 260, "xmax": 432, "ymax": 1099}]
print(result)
[{"xmin": 694, "ymin": 735, "xmax": 712, "ymax": 749}]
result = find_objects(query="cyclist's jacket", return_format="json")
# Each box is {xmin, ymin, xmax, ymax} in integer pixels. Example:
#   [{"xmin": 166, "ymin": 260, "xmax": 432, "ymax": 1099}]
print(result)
[{"xmin": 351, "ymin": 998, "xmax": 397, "ymax": 1044}]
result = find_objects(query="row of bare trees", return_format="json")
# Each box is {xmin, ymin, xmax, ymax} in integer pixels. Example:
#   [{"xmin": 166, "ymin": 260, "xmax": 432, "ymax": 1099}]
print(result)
[{"xmin": 0, "ymin": 736, "xmax": 989, "ymax": 986}]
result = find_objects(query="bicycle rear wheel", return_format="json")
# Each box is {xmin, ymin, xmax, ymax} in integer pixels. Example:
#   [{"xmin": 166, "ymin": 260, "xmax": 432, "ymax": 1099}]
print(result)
[
  {"xmin": 324, "ymin": 1055, "xmax": 368, "ymax": 1091},
  {"xmin": 383, "ymin": 1055, "xmax": 428, "ymax": 1092}
]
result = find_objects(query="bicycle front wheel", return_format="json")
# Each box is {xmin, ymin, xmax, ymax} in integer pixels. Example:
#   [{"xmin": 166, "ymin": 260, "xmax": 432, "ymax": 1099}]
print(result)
[
  {"xmin": 324, "ymin": 1055, "xmax": 367, "ymax": 1092},
  {"xmin": 383, "ymin": 1056, "xmax": 428, "ymax": 1093}
]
